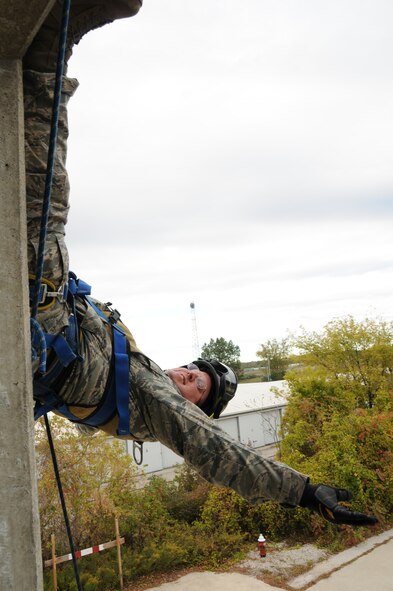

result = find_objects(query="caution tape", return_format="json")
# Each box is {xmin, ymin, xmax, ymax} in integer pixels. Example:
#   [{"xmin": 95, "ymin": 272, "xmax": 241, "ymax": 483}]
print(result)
[{"xmin": 44, "ymin": 537, "xmax": 125, "ymax": 567}]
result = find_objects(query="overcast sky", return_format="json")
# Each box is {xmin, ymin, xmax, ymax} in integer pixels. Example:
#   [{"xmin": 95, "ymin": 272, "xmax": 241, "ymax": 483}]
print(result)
[{"xmin": 65, "ymin": 0, "xmax": 393, "ymax": 368}]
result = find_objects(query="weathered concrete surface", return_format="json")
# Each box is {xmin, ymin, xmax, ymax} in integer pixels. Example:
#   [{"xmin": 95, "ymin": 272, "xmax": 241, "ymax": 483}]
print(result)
[
  {"xmin": 0, "ymin": 57, "xmax": 43, "ymax": 591},
  {"xmin": 304, "ymin": 534, "xmax": 393, "ymax": 591},
  {"xmin": 143, "ymin": 572, "xmax": 279, "ymax": 591},
  {"xmin": 289, "ymin": 528, "xmax": 393, "ymax": 589},
  {"xmin": 0, "ymin": 0, "xmax": 55, "ymax": 58},
  {"xmin": 0, "ymin": 2, "xmax": 55, "ymax": 589}
]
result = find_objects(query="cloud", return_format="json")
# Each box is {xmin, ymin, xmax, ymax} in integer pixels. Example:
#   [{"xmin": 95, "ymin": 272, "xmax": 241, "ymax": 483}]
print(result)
[{"xmin": 63, "ymin": 0, "xmax": 393, "ymax": 366}]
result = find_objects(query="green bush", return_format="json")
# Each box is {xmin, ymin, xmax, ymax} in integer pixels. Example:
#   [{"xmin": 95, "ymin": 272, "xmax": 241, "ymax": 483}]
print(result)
[
  {"xmin": 277, "ymin": 316, "xmax": 393, "ymax": 540},
  {"xmin": 96, "ymin": 566, "xmax": 117, "ymax": 588},
  {"xmin": 83, "ymin": 576, "xmax": 99, "ymax": 591},
  {"xmin": 198, "ymin": 487, "xmax": 247, "ymax": 534}
]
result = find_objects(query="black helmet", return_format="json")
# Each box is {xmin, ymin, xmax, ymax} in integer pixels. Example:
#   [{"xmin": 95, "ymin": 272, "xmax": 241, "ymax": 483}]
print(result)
[{"xmin": 185, "ymin": 358, "xmax": 238, "ymax": 418}]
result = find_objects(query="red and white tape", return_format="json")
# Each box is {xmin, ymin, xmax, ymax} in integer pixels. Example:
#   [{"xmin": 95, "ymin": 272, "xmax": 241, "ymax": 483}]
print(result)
[{"xmin": 44, "ymin": 538, "xmax": 124, "ymax": 567}]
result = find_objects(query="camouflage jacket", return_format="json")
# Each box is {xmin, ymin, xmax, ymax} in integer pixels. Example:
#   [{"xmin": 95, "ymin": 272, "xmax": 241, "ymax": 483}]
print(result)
[
  {"xmin": 24, "ymin": 69, "xmax": 307, "ymax": 508},
  {"xmin": 56, "ymin": 299, "xmax": 308, "ymax": 507},
  {"xmin": 48, "ymin": 293, "xmax": 308, "ymax": 508}
]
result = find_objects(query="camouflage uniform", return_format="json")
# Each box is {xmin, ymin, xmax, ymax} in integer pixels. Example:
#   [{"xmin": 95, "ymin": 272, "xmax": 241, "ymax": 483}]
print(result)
[{"xmin": 24, "ymin": 6, "xmax": 308, "ymax": 507}]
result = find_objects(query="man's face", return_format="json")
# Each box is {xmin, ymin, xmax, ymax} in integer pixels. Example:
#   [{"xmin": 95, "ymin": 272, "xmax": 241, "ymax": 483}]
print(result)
[{"xmin": 166, "ymin": 365, "xmax": 212, "ymax": 407}]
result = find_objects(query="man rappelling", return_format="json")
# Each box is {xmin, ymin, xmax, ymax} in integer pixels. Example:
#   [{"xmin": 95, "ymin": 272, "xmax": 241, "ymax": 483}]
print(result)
[{"xmin": 24, "ymin": 0, "xmax": 377, "ymax": 527}]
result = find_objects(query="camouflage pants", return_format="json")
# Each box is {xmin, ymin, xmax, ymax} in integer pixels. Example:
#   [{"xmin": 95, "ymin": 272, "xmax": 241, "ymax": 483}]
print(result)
[
  {"xmin": 24, "ymin": 69, "xmax": 307, "ymax": 507},
  {"xmin": 24, "ymin": 70, "xmax": 75, "ymax": 335}
]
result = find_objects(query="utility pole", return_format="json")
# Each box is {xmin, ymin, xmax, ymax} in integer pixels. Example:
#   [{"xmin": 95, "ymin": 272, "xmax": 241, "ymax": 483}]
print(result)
[
  {"xmin": 190, "ymin": 302, "xmax": 200, "ymax": 359},
  {"xmin": 0, "ymin": 2, "xmax": 55, "ymax": 589},
  {"xmin": 266, "ymin": 357, "xmax": 271, "ymax": 382}
]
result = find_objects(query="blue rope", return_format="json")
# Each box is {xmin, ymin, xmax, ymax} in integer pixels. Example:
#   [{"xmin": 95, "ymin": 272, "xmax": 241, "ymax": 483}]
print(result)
[
  {"xmin": 44, "ymin": 414, "xmax": 83, "ymax": 591},
  {"xmin": 30, "ymin": 0, "xmax": 71, "ymax": 322}
]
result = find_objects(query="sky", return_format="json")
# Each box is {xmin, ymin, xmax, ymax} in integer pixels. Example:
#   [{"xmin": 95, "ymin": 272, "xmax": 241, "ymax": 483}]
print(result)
[{"xmin": 65, "ymin": 0, "xmax": 393, "ymax": 368}]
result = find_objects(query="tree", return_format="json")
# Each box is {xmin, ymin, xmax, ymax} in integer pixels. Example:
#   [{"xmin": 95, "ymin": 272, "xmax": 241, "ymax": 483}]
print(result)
[
  {"xmin": 201, "ymin": 337, "xmax": 242, "ymax": 377},
  {"xmin": 35, "ymin": 416, "xmax": 138, "ymax": 556},
  {"xmin": 256, "ymin": 338, "xmax": 290, "ymax": 381},
  {"xmin": 295, "ymin": 316, "xmax": 393, "ymax": 409},
  {"xmin": 278, "ymin": 316, "xmax": 393, "ymax": 526}
]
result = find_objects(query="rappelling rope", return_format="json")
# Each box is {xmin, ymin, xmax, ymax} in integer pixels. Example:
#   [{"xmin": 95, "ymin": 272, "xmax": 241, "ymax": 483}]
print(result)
[
  {"xmin": 30, "ymin": 0, "xmax": 70, "ymax": 323},
  {"xmin": 29, "ymin": 1, "xmax": 83, "ymax": 590},
  {"xmin": 44, "ymin": 414, "xmax": 83, "ymax": 591}
]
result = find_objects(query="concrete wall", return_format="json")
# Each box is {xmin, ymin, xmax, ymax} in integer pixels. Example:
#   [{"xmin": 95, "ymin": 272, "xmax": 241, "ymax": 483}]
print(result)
[
  {"xmin": 0, "ymin": 2, "xmax": 55, "ymax": 589},
  {"xmin": 0, "ymin": 1, "xmax": 56, "ymax": 58}
]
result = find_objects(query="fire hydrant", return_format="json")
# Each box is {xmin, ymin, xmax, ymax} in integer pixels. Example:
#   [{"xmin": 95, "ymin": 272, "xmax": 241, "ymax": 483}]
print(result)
[{"xmin": 258, "ymin": 533, "xmax": 266, "ymax": 557}]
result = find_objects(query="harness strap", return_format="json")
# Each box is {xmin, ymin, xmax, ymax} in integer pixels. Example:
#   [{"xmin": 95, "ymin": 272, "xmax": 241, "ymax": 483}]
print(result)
[
  {"xmin": 34, "ymin": 392, "xmax": 60, "ymax": 421},
  {"xmin": 44, "ymin": 373, "xmax": 117, "ymax": 427},
  {"xmin": 33, "ymin": 274, "xmax": 131, "ymax": 437},
  {"xmin": 85, "ymin": 295, "xmax": 130, "ymax": 436},
  {"xmin": 112, "ymin": 326, "xmax": 130, "ymax": 436},
  {"xmin": 45, "ymin": 332, "xmax": 77, "ymax": 367},
  {"xmin": 67, "ymin": 272, "xmax": 91, "ymax": 298}
]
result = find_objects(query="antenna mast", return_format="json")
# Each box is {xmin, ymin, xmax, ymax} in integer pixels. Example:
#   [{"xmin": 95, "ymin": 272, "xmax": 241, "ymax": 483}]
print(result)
[{"xmin": 190, "ymin": 302, "xmax": 200, "ymax": 359}]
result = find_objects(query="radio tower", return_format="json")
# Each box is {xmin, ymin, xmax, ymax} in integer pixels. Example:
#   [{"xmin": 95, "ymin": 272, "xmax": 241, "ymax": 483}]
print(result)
[{"xmin": 190, "ymin": 302, "xmax": 200, "ymax": 359}]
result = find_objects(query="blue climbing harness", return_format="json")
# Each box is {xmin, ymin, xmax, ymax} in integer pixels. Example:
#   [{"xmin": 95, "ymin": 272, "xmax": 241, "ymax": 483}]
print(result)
[{"xmin": 33, "ymin": 272, "xmax": 131, "ymax": 437}]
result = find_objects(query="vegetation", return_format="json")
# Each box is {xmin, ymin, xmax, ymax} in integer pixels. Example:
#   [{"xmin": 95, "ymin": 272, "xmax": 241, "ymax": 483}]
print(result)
[
  {"xmin": 239, "ymin": 360, "xmax": 266, "ymax": 383},
  {"xmin": 201, "ymin": 337, "xmax": 242, "ymax": 377},
  {"xmin": 294, "ymin": 316, "xmax": 393, "ymax": 409},
  {"xmin": 37, "ymin": 316, "xmax": 393, "ymax": 590},
  {"xmin": 36, "ymin": 425, "xmax": 249, "ymax": 591},
  {"xmin": 256, "ymin": 338, "xmax": 290, "ymax": 381},
  {"xmin": 277, "ymin": 316, "xmax": 393, "ymax": 542},
  {"xmin": 35, "ymin": 419, "xmax": 138, "ymax": 557}
]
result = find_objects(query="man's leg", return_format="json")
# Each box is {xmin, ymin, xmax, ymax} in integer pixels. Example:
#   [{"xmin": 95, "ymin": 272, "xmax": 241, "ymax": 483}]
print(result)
[
  {"xmin": 24, "ymin": 70, "xmax": 77, "ymax": 334},
  {"xmin": 24, "ymin": 0, "xmax": 142, "ymax": 333}
]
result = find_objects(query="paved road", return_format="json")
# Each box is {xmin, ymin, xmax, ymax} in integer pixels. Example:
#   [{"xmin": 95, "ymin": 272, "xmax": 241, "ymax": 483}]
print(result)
[{"xmin": 144, "ymin": 530, "xmax": 393, "ymax": 591}]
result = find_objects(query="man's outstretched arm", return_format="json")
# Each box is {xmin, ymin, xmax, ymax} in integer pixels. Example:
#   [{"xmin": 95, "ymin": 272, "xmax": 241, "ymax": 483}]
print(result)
[{"xmin": 129, "ymin": 355, "xmax": 378, "ymax": 527}]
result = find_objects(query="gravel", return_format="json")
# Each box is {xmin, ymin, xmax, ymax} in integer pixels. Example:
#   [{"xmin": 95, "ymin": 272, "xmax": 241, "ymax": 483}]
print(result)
[{"xmin": 235, "ymin": 543, "xmax": 330, "ymax": 579}]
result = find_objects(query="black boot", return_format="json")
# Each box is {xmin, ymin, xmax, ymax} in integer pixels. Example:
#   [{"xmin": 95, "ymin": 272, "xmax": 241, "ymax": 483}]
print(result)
[{"xmin": 23, "ymin": 0, "xmax": 142, "ymax": 72}]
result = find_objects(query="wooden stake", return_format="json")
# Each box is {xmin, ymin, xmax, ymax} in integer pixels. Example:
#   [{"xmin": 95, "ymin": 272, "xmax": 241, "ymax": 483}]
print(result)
[
  {"xmin": 115, "ymin": 517, "xmax": 124, "ymax": 591},
  {"xmin": 51, "ymin": 533, "xmax": 57, "ymax": 591}
]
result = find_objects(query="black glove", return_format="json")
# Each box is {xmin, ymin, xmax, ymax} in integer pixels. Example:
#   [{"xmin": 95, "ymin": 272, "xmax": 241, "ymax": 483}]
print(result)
[{"xmin": 300, "ymin": 483, "xmax": 378, "ymax": 526}]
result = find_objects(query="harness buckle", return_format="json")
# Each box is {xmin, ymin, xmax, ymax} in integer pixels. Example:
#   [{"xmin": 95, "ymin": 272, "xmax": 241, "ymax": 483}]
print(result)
[
  {"xmin": 109, "ymin": 309, "xmax": 121, "ymax": 324},
  {"xmin": 29, "ymin": 274, "xmax": 66, "ymax": 309},
  {"xmin": 39, "ymin": 282, "xmax": 65, "ymax": 305},
  {"xmin": 105, "ymin": 302, "xmax": 121, "ymax": 324}
]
